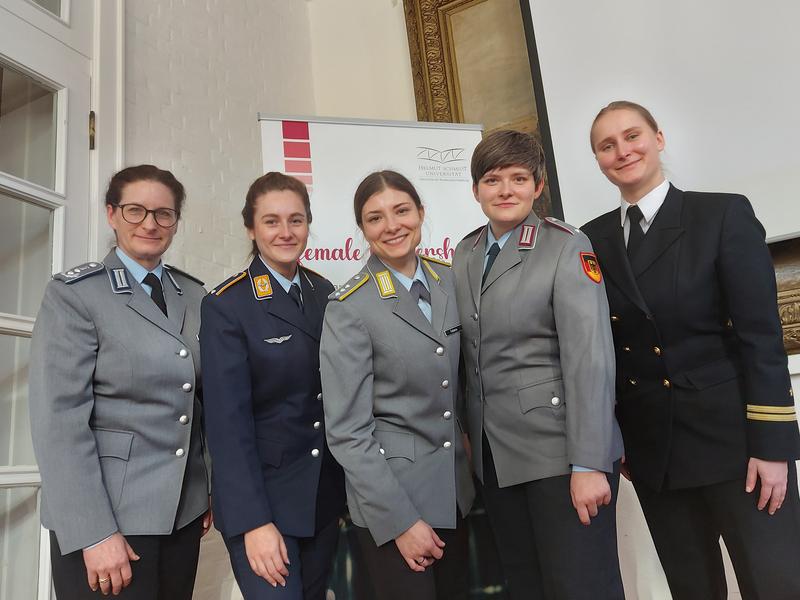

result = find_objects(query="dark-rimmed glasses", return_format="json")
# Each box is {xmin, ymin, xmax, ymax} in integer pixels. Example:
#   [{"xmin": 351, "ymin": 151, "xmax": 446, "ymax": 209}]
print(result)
[{"xmin": 117, "ymin": 203, "xmax": 179, "ymax": 227}]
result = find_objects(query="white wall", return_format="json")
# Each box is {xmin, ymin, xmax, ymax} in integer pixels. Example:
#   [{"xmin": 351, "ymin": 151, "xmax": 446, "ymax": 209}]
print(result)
[
  {"xmin": 125, "ymin": 0, "xmax": 316, "ymax": 288},
  {"xmin": 125, "ymin": 3, "xmax": 317, "ymax": 599},
  {"xmin": 529, "ymin": 0, "xmax": 800, "ymax": 240},
  {"xmin": 307, "ymin": 0, "xmax": 417, "ymax": 121}
]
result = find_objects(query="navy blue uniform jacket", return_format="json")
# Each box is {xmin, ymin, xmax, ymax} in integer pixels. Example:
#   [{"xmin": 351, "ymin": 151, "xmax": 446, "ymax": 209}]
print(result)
[
  {"xmin": 582, "ymin": 185, "xmax": 800, "ymax": 492},
  {"xmin": 200, "ymin": 257, "xmax": 345, "ymax": 539}
]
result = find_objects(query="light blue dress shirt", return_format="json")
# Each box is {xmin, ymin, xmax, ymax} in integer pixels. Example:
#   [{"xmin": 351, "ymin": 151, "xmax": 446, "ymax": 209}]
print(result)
[
  {"xmin": 115, "ymin": 247, "xmax": 163, "ymax": 297},
  {"xmin": 386, "ymin": 259, "xmax": 432, "ymax": 323},
  {"xmin": 261, "ymin": 256, "xmax": 302, "ymax": 300}
]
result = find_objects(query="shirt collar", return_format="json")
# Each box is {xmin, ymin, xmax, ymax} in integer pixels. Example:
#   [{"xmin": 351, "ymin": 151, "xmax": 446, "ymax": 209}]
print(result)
[
  {"xmin": 259, "ymin": 255, "xmax": 301, "ymax": 293},
  {"xmin": 486, "ymin": 225, "xmax": 514, "ymax": 253},
  {"xmin": 620, "ymin": 179, "xmax": 670, "ymax": 227},
  {"xmin": 115, "ymin": 247, "xmax": 162, "ymax": 284},
  {"xmin": 385, "ymin": 258, "xmax": 428, "ymax": 292}
]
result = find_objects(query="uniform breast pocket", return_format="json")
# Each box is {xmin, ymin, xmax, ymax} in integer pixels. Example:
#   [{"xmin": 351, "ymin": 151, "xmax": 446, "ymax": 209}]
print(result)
[
  {"xmin": 517, "ymin": 378, "xmax": 567, "ymax": 458},
  {"xmin": 93, "ymin": 428, "xmax": 133, "ymax": 509},
  {"xmin": 373, "ymin": 429, "xmax": 415, "ymax": 462}
]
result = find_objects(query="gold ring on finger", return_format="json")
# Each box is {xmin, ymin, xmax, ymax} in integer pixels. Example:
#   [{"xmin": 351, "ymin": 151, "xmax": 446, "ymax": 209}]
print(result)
[{"xmin": 98, "ymin": 577, "xmax": 110, "ymax": 584}]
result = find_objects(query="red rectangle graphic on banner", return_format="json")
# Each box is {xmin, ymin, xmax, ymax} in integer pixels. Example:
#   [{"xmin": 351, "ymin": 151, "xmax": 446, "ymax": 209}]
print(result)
[
  {"xmin": 284, "ymin": 160, "xmax": 312, "ymax": 173},
  {"xmin": 283, "ymin": 141, "xmax": 311, "ymax": 159},
  {"xmin": 282, "ymin": 121, "xmax": 309, "ymax": 140}
]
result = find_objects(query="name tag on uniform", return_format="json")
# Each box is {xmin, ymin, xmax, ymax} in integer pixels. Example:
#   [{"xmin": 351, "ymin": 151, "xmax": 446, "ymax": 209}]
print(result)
[
  {"xmin": 444, "ymin": 325, "xmax": 462, "ymax": 336},
  {"xmin": 264, "ymin": 335, "xmax": 292, "ymax": 344}
]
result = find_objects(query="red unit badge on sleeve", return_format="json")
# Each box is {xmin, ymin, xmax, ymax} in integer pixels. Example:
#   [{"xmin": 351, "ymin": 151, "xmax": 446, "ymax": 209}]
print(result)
[{"xmin": 580, "ymin": 252, "xmax": 602, "ymax": 283}]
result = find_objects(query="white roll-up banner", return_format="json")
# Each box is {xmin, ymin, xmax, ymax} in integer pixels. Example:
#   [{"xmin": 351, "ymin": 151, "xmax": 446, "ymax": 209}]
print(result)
[{"xmin": 259, "ymin": 115, "xmax": 485, "ymax": 284}]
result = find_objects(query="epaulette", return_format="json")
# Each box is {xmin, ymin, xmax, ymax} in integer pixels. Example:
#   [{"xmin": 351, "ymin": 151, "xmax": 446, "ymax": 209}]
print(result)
[
  {"xmin": 164, "ymin": 264, "xmax": 204, "ymax": 286},
  {"xmin": 466, "ymin": 225, "xmax": 487, "ymax": 249},
  {"xmin": 543, "ymin": 217, "xmax": 577, "ymax": 235},
  {"xmin": 53, "ymin": 262, "xmax": 104, "ymax": 284},
  {"xmin": 210, "ymin": 271, "xmax": 247, "ymax": 296},
  {"xmin": 420, "ymin": 255, "xmax": 451, "ymax": 267},
  {"xmin": 463, "ymin": 224, "xmax": 485, "ymax": 242},
  {"xmin": 329, "ymin": 272, "xmax": 370, "ymax": 301}
]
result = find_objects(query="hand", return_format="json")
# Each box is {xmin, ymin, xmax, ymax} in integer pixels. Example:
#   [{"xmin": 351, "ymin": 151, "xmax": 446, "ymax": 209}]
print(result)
[
  {"xmin": 83, "ymin": 532, "xmax": 140, "ymax": 596},
  {"xmin": 746, "ymin": 458, "xmax": 788, "ymax": 515},
  {"xmin": 570, "ymin": 470, "xmax": 612, "ymax": 526},
  {"xmin": 244, "ymin": 523, "xmax": 290, "ymax": 587},
  {"xmin": 201, "ymin": 506, "xmax": 214, "ymax": 537},
  {"xmin": 620, "ymin": 455, "xmax": 631, "ymax": 481},
  {"xmin": 462, "ymin": 433, "xmax": 473, "ymax": 463},
  {"xmin": 395, "ymin": 520, "xmax": 445, "ymax": 572}
]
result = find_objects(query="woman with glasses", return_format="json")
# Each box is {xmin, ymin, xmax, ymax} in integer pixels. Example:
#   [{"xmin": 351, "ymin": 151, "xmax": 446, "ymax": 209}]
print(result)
[{"xmin": 29, "ymin": 165, "xmax": 212, "ymax": 600}]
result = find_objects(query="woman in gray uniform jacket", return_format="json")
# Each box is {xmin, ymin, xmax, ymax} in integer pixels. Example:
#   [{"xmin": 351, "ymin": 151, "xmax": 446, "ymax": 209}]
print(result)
[
  {"xmin": 29, "ymin": 165, "xmax": 211, "ymax": 600},
  {"xmin": 320, "ymin": 170, "xmax": 475, "ymax": 600}
]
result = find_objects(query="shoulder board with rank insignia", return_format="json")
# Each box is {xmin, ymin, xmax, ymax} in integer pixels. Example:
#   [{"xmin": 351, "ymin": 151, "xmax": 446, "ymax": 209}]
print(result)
[
  {"xmin": 164, "ymin": 264, "xmax": 204, "ymax": 286},
  {"xmin": 421, "ymin": 260, "xmax": 441, "ymax": 282},
  {"xmin": 466, "ymin": 225, "xmax": 486, "ymax": 248},
  {"xmin": 420, "ymin": 255, "xmax": 451, "ymax": 268},
  {"xmin": 211, "ymin": 271, "xmax": 247, "ymax": 296},
  {"xmin": 53, "ymin": 262, "xmax": 105, "ymax": 284},
  {"xmin": 543, "ymin": 217, "xmax": 577, "ymax": 235},
  {"xmin": 329, "ymin": 272, "xmax": 370, "ymax": 301}
]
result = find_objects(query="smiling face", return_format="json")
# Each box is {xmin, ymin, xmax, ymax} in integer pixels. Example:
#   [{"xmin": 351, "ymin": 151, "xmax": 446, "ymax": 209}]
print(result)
[
  {"xmin": 247, "ymin": 189, "xmax": 309, "ymax": 278},
  {"xmin": 106, "ymin": 180, "xmax": 178, "ymax": 270},
  {"xmin": 360, "ymin": 187, "xmax": 424, "ymax": 276},
  {"xmin": 473, "ymin": 165, "xmax": 544, "ymax": 237},
  {"xmin": 591, "ymin": 108, "xmax": 665, "ymax": 202}
]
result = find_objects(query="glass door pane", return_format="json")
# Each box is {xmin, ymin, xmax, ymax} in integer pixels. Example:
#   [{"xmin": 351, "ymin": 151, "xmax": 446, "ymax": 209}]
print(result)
[
  {"xmin": 0, "ymin": 335, "xmax": 34, "ymax": 467},
  {"xmin": 0, "ymin": 192, "xmax": 53, "ymax": 318},
  {"xmin": 0, "ymin": 486, "xmax": 41, "ymax": 600},
  {"xmin": 29, "ymin": 0, "xmax": 61, "ymax": 17},
  {"xmin": 0, "ymin": 62, "xmax": 57, "ymax": 190}
]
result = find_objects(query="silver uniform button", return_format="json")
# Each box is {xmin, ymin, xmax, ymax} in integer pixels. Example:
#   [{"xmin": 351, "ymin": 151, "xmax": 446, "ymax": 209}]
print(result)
[
  {"xmin": 443, "ymin": 441, "xmax": 452, "ymax": 449},
  {"xmin": 443, "ymin": 410, "xmax": 452, "ymax": 420},
  {"xmin": 441, "ymin": 380, "xmax": 449, "ymax": 389},
  {"xmin": 182, "ymin": 383, "xmax": 192, "ymax": 392},
  {"xmin": 474, "ymin": 367, "xmax": 479, "ymax": 375},
  {"xmin": 472, "ymin": 313, "xmax": 478, "ymax": 321},
  {"xmin": 175, "ymin": 448, "xmax": 185, "ymax": 457},
  {"xmin": 379, "ymin": 448, "xmax": 386, "ymax": 455},
  {"xmin": 313, "ymin": 421, "xmax": 321, "ymax": 430},
  {"xmin": 179, "ymin": 415, "xmax": 189, "ymax": 424},
  {"xmin": 311, "ymin": 448, "xmax": 320, "ymax": 458},
  {"xmin": 435, "ymin": 347, "xmax": 444, "ymax": 356},
  {"xmin": 178, "ymin": 348, "xmax": 189, "ymax": 358},
  {"xmin": 551, "ymin": 397, "xmax": 560, "ymax": 406},
  {"xmin": 317, "ymin": 393, "xmax": 323, "ymax": 401},
  {"xmin": 89, "ymin": 263, "xmax": 98, "ymax": 267}
]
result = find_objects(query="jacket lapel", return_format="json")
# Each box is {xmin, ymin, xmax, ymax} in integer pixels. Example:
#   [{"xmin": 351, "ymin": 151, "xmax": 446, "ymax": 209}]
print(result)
[
  {"xmin": 299, "ymin": 268, "xmax": 323, "ymax": 340},
  {"xmin": 424, "ymin": 262, "xmax": 448, "ymax": 337},
  {"xmin": 482, "ymin": 212, "xmax": 540, "ymax": 292},
  {"xmin": 630, "ymin": 185, "xmax": 685, "ymax": 277},
  {"xmin": 466, "ymin": 226, "xmax": 486, "ymax": 311},
  {"xmin": 163, "ymin": 276, "xmax": 187, "ymax": 334},
  {"xmin": 250, "ymin": 257, "xmax": 318, "ymax": 340},
  {"xmin": 590, "ymin": 215, "xmax": 650, "ymax": 315}
]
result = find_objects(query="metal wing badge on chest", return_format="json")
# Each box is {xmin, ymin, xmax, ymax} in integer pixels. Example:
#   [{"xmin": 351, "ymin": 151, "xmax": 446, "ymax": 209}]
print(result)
[{"xmin": 264, "ymin": 334, "xmax": 292, "ymax": 344}]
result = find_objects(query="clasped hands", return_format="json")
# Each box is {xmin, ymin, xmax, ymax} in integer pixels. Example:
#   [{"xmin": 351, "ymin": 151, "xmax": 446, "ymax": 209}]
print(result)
[{"xmin": 395, "ymin": 519, "xmax": 445, "ymax": 572}]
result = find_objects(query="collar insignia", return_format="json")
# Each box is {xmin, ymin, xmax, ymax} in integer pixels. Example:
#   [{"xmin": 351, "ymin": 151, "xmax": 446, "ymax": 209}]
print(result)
[
  {"xmin": 252, "ymin": 274, "xmax": 273, "ymax": 300},
  {"xmin": 374, "ymin": 270, "xmax": 396, "ymax": 298},
  {"xmin": 518, "ymin": 224, "xmax": 536, "ymax": 249},
  {"xmin": 109, "ymin": 268, "xmax": 133, "ymax": 294}
]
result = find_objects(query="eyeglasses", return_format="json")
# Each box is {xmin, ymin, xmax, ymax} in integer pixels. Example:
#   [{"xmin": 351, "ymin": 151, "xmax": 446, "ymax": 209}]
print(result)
[{"xmin": 117, "ymin": 203, "xmax": 179, "ymax": 227}]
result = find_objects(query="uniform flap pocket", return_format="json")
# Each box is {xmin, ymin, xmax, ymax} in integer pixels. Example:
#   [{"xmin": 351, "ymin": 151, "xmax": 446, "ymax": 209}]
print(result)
[
  {"xmin": 92, "ymin": 428, "xmax": 133, "ymax": 460},
  {"xmin": 255, "ymin": 438, "xmax": 283, "ymax": 468},
  {"xmin": 518, "ymin": 378, "xmax": 564, "ymax": 414},
  {"xmin": 679, "ymin": 359, "xmax": 738, "ymax": 390},
  {"xmin": 373, "ymin": 429, "xmax": 415, "ymax": 461}
]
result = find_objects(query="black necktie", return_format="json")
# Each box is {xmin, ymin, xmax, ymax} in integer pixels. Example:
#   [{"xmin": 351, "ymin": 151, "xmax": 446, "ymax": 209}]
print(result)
[
  {"xmin": 288, "ymin": 282, "xmax": 304, "ymax": 312},
  {"xmin": 143, "ymin": 273, "xmax": 167, "ymax": 317},
  {"xmin": 410, "ymin": 279, "xmax": 431, "ymax": 306},
  {"xmin": 626, "ymin": 205, "xmax": 645, "ymax": 258},
  {"xmin": 482, "ymin": 242, "xmax": 501, "ymax": 286}
]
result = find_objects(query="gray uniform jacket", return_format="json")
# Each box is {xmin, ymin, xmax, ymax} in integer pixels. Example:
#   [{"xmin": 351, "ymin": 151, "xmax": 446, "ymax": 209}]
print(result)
[
  {"xmin": 453, "ymin": 212, "xmax": 623, "ymax": 487},
  {"xmin": 320, "ymin": 254, "xmax": 475, "ymax": 546},
  {"xmin": 29, "ymin": 249, "xmax": 209, "ymax": 554}
]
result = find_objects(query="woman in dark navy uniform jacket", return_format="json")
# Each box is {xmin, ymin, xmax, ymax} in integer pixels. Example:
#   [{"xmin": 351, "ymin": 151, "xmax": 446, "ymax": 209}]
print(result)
[
  {"xmin": 200, "ymin": 172, "xmax": 345, "ymax": 599},
  {"xmin": 582, "ymin": 101, "xmax": 800, "ymax": 600}
]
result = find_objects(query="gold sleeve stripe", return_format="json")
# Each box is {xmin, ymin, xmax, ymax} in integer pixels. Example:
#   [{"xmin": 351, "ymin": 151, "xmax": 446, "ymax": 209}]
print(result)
[
  {"xmin": 214, "ymin": 272, "xmax": 247, "ymax": 296},
  {"xmin": 746, "ymin": 405, "xmax": 797, "ymax": 415},
  {"xmin": 337, "ymin": 274, "xmax": 370, "ymax": 301},
  {"xmin": 746, "ymin": 412, "xmax": 797, "ymax": 422}
]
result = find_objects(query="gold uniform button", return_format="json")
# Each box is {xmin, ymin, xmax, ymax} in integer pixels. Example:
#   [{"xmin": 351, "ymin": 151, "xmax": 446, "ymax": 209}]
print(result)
[
  {"xmin": 435, "ymin": 347, "xmax": 445, "ymax": 356},
  {"xmin": 663, "ymin": 379, "xmax": 671, "ymax": 388},
  {"xmin": 653, "ymin": 346, "xmax": 662, "ymax": 356}
]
